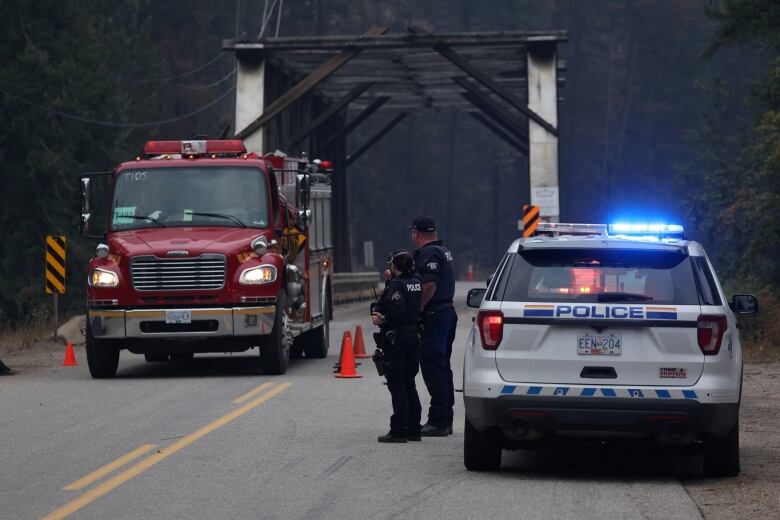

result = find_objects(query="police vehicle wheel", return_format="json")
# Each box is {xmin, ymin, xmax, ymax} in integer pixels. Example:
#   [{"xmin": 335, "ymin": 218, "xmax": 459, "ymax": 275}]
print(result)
[
  {"xmin": 260, "ymin": 291, "xmax": 291, "ymax": 375},
  {"xmin": 85, "ymin": 319, "xmax": 119, "ymax": 379},
  {"xmin": 144, "ymin": 353, "xmax": 169, "ymax": 362},
  {"xmin": 703, "ymin": 420, "xmax": 740, "ymax": 477},
  {"xmin": 464, "ymin": 418, "xmax": 502, "ymax": 471}
]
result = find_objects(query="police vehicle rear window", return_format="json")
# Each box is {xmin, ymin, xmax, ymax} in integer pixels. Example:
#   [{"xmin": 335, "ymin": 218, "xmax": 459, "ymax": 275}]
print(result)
[{"xmin": 495, "ymin": 249, "xmax": 700, "ymax": 305}]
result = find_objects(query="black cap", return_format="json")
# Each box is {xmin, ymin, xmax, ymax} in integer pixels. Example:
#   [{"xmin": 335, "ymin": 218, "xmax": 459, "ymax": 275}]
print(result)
[{"xmin": 410, "ymin": 215, "xmax": 436, "ymax": 233}]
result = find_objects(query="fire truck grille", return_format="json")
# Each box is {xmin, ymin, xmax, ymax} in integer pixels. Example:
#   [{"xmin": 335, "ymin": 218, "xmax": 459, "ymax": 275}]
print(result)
[{"xmin": 131, "ymin": 255, "xmax": 226, "ymax": 291}]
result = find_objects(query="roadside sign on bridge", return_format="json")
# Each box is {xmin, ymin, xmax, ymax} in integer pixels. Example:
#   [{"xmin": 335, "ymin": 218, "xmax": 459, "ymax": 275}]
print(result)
[{"xmin": 520, "ymin": 205, "xmax": 540, "ymax": 237}]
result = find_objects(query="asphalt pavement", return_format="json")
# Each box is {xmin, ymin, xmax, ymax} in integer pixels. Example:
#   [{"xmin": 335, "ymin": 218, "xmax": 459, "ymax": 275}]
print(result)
[{"xmin": 0, "ymin": 282, "xmax": 708, "ymax": 519}]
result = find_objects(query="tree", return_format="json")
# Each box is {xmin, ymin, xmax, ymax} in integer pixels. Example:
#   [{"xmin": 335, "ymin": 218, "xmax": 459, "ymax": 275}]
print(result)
[
  {"xmin": 682, "ymin": 0, "xmax": 780, "ymax": 291},
  {"xmin": 0, "ymin": 0, "xmax": 157, "ymax": 324}
]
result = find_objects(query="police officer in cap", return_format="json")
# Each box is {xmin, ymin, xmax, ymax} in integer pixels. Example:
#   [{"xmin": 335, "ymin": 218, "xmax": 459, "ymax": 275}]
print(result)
[
  {"xmin": 371, "ymin": 249, "xmax": 423, "ymax": 443},
  {"xmin": 410, "ymin": 216, "xmax": 457, "ymax": 436}
]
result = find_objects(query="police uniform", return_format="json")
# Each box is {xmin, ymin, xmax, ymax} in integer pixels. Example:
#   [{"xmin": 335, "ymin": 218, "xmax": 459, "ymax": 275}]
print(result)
[
  {"xmin": 376, "ymin": 272, "xmax": 424, "ymax": 442},
  {"xmin": 414, "ymin": 235, "xmax": 457, "ymax": 436}
]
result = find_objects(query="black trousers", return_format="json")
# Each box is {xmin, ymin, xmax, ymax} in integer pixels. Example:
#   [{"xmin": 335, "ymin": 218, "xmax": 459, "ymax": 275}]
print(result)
[
  {"xmin": 385, "ymin": 332, "xmax": 422, "ymax": 437},
  {"xmin": 419, "ymin": 307, "xmax": 457, "ymax": 429}
]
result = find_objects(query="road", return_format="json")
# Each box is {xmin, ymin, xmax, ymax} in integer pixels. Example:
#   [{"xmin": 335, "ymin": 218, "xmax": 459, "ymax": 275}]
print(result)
[{"xmin": 0, "ymin": 282, "xmax": 776, "ymax": 519}]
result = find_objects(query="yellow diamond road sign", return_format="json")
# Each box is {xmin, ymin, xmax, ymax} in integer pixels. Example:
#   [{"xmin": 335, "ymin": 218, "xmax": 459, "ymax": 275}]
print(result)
[{"xmin": 45, "ymin": 235, "xmax": 66, "ymax": 294}]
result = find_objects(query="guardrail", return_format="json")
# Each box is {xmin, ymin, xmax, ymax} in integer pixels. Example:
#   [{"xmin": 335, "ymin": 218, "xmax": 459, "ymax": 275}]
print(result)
[{"xmin": 331, "ymin": 272, "xmax": 382, "ymax": 305}]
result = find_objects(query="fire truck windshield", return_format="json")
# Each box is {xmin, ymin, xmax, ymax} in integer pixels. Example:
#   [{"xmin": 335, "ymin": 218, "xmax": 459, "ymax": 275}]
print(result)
[{"xmin": 111, "ymin": 167, "xmax": 269, "ymax": 230}]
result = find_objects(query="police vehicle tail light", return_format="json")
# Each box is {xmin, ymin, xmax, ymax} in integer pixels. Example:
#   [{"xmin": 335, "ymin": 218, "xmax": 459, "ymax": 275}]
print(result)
[
  {"xmin": 697, "ymin": 315, "xmax": 727, "ymax": 355},
  {"xmin": 477, "ymin": 310, "xmax": 503, "ymax": 350}
]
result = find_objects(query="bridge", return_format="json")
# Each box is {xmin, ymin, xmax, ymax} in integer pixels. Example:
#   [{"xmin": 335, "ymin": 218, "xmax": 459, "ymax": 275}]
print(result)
[{"xmin": 223, "ymin": 28, "xmax": 568, "ymax": 270}]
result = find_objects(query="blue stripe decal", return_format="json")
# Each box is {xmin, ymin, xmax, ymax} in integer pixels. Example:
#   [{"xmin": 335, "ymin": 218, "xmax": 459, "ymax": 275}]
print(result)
[
  {"xmin": 554, "ymin": 387, "xmax": 569, "ymax": 396},
  {"xmin": 682, "ymin": 390, "xmax": 697, "ymax": 399},
  {"xmin": 527, "ymin": 386, "xmax": 543, "ymax": 395},
  {"xmin": 629, "ymin": 389, "xmax": 644, "ymax": 398},
  {"xmin": 646, "ymin": 312, "xmax": 678, "ymax": 320},
  {"xmin": 501, "ymin": 385, "xmax": 516, "ymax": 395},
  {"xmin": 580, "ymin": 388, "xmax": 597, "ymax": 397},
  {"xmin": 655, "ymin": 389, "xmax": 671, "ymax": 399},
  {"xmin": 524, "ymin": 309, "xmax": 555, "ymax": 317},
  {"xmin": 600, "ymin": 388, "xmax": 617, "ymax": 397}
]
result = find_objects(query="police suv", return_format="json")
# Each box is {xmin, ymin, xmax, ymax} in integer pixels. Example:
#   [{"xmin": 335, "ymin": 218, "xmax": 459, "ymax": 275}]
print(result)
[{"xmin": 463, "ymin": 223, "xmax": 758, "ymax": 476}]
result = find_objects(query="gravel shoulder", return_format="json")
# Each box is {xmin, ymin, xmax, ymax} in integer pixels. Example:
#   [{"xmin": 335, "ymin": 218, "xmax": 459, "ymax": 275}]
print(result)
[{"xmin": 683, "ymin": 362, "xmax": 780, "ymax": 519}]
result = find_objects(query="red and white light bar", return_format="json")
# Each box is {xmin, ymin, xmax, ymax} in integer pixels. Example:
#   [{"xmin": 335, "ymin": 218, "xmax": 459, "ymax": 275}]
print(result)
[
  {"xmin": 143, "ymin": 140, "xmax": 247, "ymax": 156},
  {"xmin": 534, "ymin": 223, "xmax": 608, "ymax": 236}
]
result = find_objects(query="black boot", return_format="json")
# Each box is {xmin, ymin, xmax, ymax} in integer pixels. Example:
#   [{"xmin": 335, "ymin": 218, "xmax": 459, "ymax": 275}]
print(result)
[
  {"xmin": 420, "ymin": 423, "xmax": 449, "ymax": 437},
  {"xmin": 378, "ymin": 432, "xmax": 407, "ymax": 443}
]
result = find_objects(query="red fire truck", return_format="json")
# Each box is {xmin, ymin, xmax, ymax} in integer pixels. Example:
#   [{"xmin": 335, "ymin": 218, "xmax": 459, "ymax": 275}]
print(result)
[{"xmin": 80, "ymin": 139, "xmax": 333, "ymax": 378}]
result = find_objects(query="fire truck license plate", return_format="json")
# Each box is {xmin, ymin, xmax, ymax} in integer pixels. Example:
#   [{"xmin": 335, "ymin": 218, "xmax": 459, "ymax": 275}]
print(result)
[
  {"xmin": 165, "ymin": 310, "xmax": 191, "ymax": 324},
  {"xmin": 577, "ymin": 333, "xmax": 622, "ymax": 355}
]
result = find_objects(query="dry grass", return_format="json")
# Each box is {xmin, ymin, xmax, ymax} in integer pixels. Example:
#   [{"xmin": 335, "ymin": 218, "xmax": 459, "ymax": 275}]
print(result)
[
  {"xmin": 0, "ymin": 323, "xmax": 57, "ymax": 355},
  {"xmin": 738, "ymin": 290, "xmax": 780, "ymax": 362}
]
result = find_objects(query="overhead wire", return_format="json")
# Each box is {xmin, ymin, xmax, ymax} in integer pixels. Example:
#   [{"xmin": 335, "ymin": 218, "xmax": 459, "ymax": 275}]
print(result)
[
  {"xmin": 0, "ymin": 85, "xmax": 235, "ymax": 128},
  {"xmin": 179, "ymin": 68, "xmax": 237, "ymax": 90},
  {"xmin": 132, "ymin": 52, "xmax": 228, "ymax": 83}
]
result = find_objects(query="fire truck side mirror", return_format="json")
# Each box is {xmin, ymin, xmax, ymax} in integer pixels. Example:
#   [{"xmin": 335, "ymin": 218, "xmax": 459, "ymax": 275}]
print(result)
[
  {"xmin": 79, "ymin": 171, "xmax": 112, "ymax": 239},
  {"xmin": 296, "ymin": 173, "xmax": 311, "ymax": 210},
  {"xmin": 80, "ymin": 177, "xmax": 91, "ymax": 235},
  {"xmin": 298, "ymin": 209, "xmax": 312, "ymax": 226}
]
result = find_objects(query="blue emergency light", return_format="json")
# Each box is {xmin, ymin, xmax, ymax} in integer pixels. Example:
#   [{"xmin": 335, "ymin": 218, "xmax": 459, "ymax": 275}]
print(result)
[{"xmin": 608, "ymin": 223, "xmax": 685, "ymax": 238}]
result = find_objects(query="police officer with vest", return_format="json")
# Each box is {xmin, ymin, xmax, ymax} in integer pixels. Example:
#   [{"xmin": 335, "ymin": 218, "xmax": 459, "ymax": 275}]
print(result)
[
  {"xmin": 371, "ymin": 250, "xmax": 424, "ymax": 443},
  {"xmin": 410, "ymin": 216, "xmax": 457, "ymax": 437}
]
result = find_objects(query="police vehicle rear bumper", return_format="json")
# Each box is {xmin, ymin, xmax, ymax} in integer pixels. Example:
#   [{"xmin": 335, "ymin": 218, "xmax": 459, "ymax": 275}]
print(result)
[
  {"xmin": 464, "ymin": 395, "xmax": 739, "ymax": 444},
  {"xmin": 87, "ymin": 306, "xmax": 276, "ymax": 339}
]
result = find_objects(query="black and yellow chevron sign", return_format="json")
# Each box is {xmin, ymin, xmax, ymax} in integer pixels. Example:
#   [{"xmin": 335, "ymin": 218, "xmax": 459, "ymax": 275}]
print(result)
[
  {"xmin": 45, "ymin": 235, "xmax": 66, "ymax": 294},
  {"xmin": 522, "ymin": 205, "xmax": 540, "ymax": 237}
]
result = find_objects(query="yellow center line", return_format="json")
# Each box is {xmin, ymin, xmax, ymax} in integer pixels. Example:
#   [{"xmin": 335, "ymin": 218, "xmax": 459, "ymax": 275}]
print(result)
[
  {"xmin": 232, "ymin": 381, "xmax": 274, "ymax": 404},
  {"xmin": 63, "ymin": 444, "xmax": 157, "ymax": 491},
  {"xmin": 42, "ymin": 382, "xmax": 292, "ymax": 520}
]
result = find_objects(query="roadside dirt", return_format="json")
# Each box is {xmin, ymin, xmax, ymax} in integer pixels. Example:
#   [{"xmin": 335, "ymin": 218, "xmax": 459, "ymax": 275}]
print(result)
[
  {"xmin": 0, "ymin": 338, "xmax": 82, "ymax": 373},
  {"xmin": 0, "ymin": 315, "xmax": 85, "ymax": 373},
  {"xmin": 683, "ymin": 363, "xmax": 780, "ymax": 519}
]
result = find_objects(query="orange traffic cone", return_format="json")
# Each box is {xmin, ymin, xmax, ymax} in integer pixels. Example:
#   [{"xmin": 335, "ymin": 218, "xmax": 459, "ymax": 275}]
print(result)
[
  {"xmin": 333, "ymin": 330, "xmax": 351, "ymax": 372},
  {"xmin": 62, "ymin": 342, "xmax": 78, "ymax": 366},
  {"xmin": 353, "ymin": 325, "xmax": 370, "ymax": 359},
  {"xmin": 335, "ymin": 331, "xmax": 361, "ymax": 378}
]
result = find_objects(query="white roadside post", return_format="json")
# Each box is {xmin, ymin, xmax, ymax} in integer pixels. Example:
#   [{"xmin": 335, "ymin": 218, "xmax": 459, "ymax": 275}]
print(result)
[
  {"xmin": 527, "ymin": 44, "xmax": 560, "ymax": 223},
  {"xmin": 235, "ymin": 55, "xmax": 266, "ymax": 154}
]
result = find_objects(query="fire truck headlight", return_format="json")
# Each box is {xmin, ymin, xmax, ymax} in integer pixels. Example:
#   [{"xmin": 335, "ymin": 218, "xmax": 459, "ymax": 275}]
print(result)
[
  {"xmin": 239, "ymin": 265, "xmax": 277, "ymax": 285},
  {"xmin": 89, "ymin": 268, "xmax": 119, "ymax": 288}
]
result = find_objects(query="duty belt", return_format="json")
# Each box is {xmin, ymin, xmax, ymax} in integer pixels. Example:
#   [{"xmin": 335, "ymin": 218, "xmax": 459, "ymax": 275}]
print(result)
[
  {"xmin": 392, "ymin": 324, "xmax": 419, "ymax": 334},
  {"xmin": 424, "ymin": 302, "xmax": 454, "ymax": 314}
]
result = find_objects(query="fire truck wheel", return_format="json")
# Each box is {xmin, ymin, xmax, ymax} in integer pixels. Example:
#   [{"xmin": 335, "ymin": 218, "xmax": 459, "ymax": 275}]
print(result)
[
  {"xmin": 304, "ymin": 282, "xmax": 331, "ymax": 359},
  {"xmin": 85, "ymin": 319, "xmax": 120, "ymax": 379},
  {"xmin": 290, "ymin": 338, "xmax": 304, "ymax": 359},
  {"xmin": 260, "ymin": 291, "xmax": 291, "ymax": 375}
]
